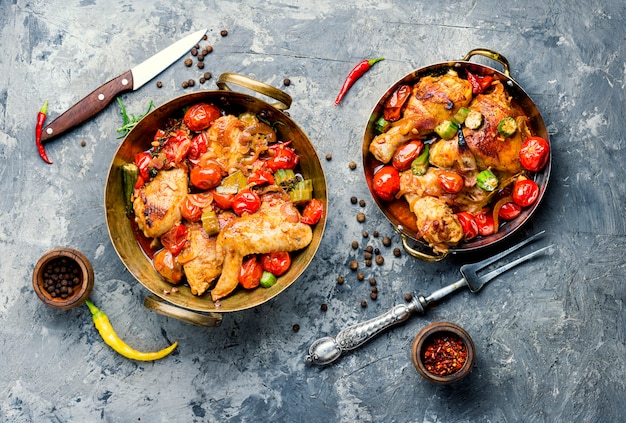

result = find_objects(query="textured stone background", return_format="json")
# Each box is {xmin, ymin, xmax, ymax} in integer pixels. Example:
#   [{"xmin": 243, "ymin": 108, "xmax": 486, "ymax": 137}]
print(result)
[{"xmin": 1, "ymin": 0, "xmax": 625, "ymax": 422}]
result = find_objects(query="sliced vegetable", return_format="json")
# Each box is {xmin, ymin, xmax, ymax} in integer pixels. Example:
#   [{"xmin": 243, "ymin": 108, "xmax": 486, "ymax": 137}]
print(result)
[
  {"xmin": 476, "ymin": 169, "xmax": 498, "ymax": 192},
  {"xmin": 216, "ymin": 170, "xmax": 248, "ymax": 194},
  {"xmin": 247, "ymin": 169, "xmax": 274, "ymax": 186},
  {"xmin": 410, "ymin": 144, "xmax": 430, "ymax": 176},
  {"xmin": 383, "ymin": 84, "xmax": 412, "ymax": 122},
  {"xmin": 260, "ymin": 271, "xmax": 278, "ymax": 288},
  {"xmin": 375, "ymin": 116, "xmax": 390, "ymax": 133},
  {"xmin": 497, "ymin": 117, "xmax": 518, "ymax": 137},
  {"xmin": 135, "ymin": 151, "xmax": 152, "ymax": 181},
  {"xmin": 434, "ymin": 120, "xmax": 458, "ymax": 140},
  {"xmin": 452, "ymin": 107, "xmax": 470, "ymax": 125},
  {"xmin": 122, "ymin": 163, "xmax": 139, "ymax": 216},
  {"xmin": 290, "ymin": 179, "xmax": 313, "ymax": 204},
  {"xmin": 372, "ymin": 166, "xmax": 400, "ymax": 201},
  {"xmin": 274, "ymin": 168, "xmax": 296, "ymax": 187},
  {"xmin": 519, "ymin": 136, "xmax": 550, "ymax": 172},
  {"xmin": 392, "ymin": 140, "xmax": 424, "ymax": 171},
  {"xmin": 512, "ymin": 179, "xmax": 539, "ymax": 207},
  {"xmin": 201, "ymin": 208, "xmax": 220, "ymax": 235},
  {"xmin": 464, "ymin": 110, "xmax": 483, "ymax": 130}
]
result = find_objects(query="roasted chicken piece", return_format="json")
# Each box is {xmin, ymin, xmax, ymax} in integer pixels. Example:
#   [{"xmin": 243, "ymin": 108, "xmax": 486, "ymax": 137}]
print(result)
[
  {"xmin": 179, "ymin": 222, "xmax": 223, "ymax": 296},
  {"xmin": 405, "ymin": 195, "xmax": 463, "ymax": 254},
  {"xmin": 133, "ymin": 168, "xmax": 188, "ymax": 238},
  {"xmin": 370, "ymin": 73, "xmax": 473, "ymax": 163},
  {"xmin": 462, "ymin": 81, "xmax": 529, "ymax": 173},
  {"xmin": 211, "ymin": 193, "xmax": 313, "ymax": 301}
]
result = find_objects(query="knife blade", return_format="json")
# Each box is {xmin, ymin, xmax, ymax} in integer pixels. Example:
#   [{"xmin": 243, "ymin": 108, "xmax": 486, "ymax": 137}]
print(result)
[{"xmin": 40, "ymin": 28, "xmax": 207, "ymax": 144}]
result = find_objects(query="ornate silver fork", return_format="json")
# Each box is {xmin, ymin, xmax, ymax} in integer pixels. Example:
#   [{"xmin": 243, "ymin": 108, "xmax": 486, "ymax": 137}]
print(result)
[{"xmin": 306, "ymin": 231, "xmax": 553, "ymax": 366}]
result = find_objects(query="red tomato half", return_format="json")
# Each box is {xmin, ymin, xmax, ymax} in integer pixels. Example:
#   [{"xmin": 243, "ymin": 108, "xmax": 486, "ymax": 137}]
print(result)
[
  {"xmin": 183, "ymin": 103, "xmax": 221, "ymax": 131},
  {"xmin": 261, "ymin": 251, "xmax": 291, "ymax": 276},
  {"xmin": 248, "ymin": 169, "xmax": 275, "ymax": 186},
  {"xmin": 190, "ymin": 164, "xmax": 223, "ymax": 190},
  {"xmin": 300, "ymin": 198, "xmax": 324, "ymax": 225},
  {"xmin": 512, "ymin": 179, "xmax": 540, "ymax": 207},
  {"xmin": 475, "ymin": 212, "xmax": 495, "ymax": 236},
  {"xmin": 180, "ymin": 197, "xmax": 202, "ymax": 222},
  {"xmin": 160, "ymin": 224, "xmax": 188, "ymax": 256},
  {"xmin": 392, "ymin": 140, "xmax": 424, "ymax": 171},
  {"xmin": 438, "ymin": 171, "xmax": 464, "ymax": 194},
  {"xmin": 373, "ymin": 166, "xmax": 400, "ymax": 201},
  {"xmin": 238, "ymin": 255, "xmax": 263, "ymax": 289},
  {"xmin": 519, "ymin": 136, "xmax": 550, "ymax": 172},
  {"xmin": 212, "ymin": 191, "xmax": 234, "ymax": 210},
  {"xmin": 457, "ymin": 212, "xmax": 478, "ymax": 240},
  {"xmin": 498, "ymin": 202, "xmax": 522, "ymax": 220},
  {"xmin": 232, "ymin": 189, "xmax": 261, "ymax": 215}
]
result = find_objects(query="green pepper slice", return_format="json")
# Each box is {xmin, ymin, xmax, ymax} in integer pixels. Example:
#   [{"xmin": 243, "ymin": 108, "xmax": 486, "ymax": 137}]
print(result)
[
  {"xmin": 434, "ymin": 120, "xmax": 459, "ymax": 140},
  {"xmin": 260, "ymin": 271, "xmax": 277, "ymax": 288},
  {"xmin": 497, "ymin": 117, "xmax": 518, "ymax": 137},
  {"xmin": 476, "ymin": 169, "xmax": 498, "ymax": 191},
  {"xmin": 410, "ymin": 144, "xmax": 430, "ymax": 176}
]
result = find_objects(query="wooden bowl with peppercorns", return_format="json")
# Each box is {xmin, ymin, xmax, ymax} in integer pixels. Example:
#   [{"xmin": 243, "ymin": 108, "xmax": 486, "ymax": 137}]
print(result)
[
  {"xmin": 411, "ymin": 321, "xmax": 475, "ymax": 384},
  {"xmin": 32, "ymin": 248, "xmax": 95, "ymax": 310}
]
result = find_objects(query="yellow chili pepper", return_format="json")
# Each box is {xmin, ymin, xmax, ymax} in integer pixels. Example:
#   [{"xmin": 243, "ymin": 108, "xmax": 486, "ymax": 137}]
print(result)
[{"xmin": 85, "ymin": 300, "xmax": 178, "ymax": 361}]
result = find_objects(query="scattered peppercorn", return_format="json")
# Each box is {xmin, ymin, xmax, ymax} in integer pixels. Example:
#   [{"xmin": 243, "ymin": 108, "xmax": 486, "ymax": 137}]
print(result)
[
  {"xmin": 350, "ymin": 196, "xmax": 358, "ymax": 204},
  {"xmin": 360, "ymin": 300, "xmax": 367, "ymax": 308},
  {"xmin": 325, "ymin": 153, "xmax": 332, "ymax": 161},
  {"xmin": 337, "ymin": 275, "xmax": 345, "ymax": 284},
  {"xmin": 184, "ymin": 58, "xmax": 193, "ymax": 67},
  {"xmin": 349, "ymin": 161, "xmax": 357, "ymax": 170},
  {"xmin": 156, "ymin": 81, "xmax": 163, "ymax": 88},
  {"xmin": 182, "ymin": 81, "xmax": 189, "ymax": 88},
  {"xmin": 349, "ymin": 260, "xmax": 358, "ymax": 271},
  {"xmin": 374, "ymin": 247, "xmax": 380, "ymax": 255},
  {"xmin": 375, "ymin": 255, "xmax": 384, "ymax": 266},
  {"xmin": 371, "ymin": 286, "xmax": 378, "ymax": 293},
  {"xmin": 197, "ymin": 62, "xmax": 205, "ymax": 69},
  {"xmin": 373, "ymin": 231, "xmax": 379, "ymax": 238},
  {"xmin": 81, "ymin": 141, "xmax": 86, "ymax": 147},
  {"xmin": 393, "ymin": 248, "xmax": 401, "ymax": 257},
  {"xmin": 194, "ymin": 43, "xmax": 200, "ymax": 49},
  {"xmin": 370, "ymin": 293, "xmax": 378, "ymax": 300},
  {"xmin": 362, "ymin": 230, "xmax": 369, "ymax": 238},
  {"xmin": 220, "ymin": 29, "xmax": 228, "ymax": 36},
  {"xmin": 359, "ymin": 199, "xmax": 366, "ymax": 207},
  {"xmin": 369, "ymin": 277, "xmax": 376, "ymax": 286},
  {"xmin": 365, "ymin": 259, "xmax": 372, "ymax": 267},
  {"xmin": 357, "ymin": 272, "xmax": 364, "ymax": 281},
  {"xmin": 283, "ymin": 78, "xmax": 291, "ymax": 86},
  {"xmin": 364, "ymin": 246, "xmax": 374, "ymax": 253},
  {"xmin": 205, "ymin": 45, "xmax": 213, "ymax": 53},
  {"xmin": 190, "ymin": 48, "xmax": 198, "ymax": 56},
  {"xmin": 188, "ymin": 79, "xmax": 195, "ymax": 87},
  {"xmin": 364, "ymin": 251, "xmax": 373, "ymax": 260},
  {"xmin": 201, "ymin": 49, "xmax": 208, "ymax": 56},
  {"xmin": 404, "ymin": 293, "xmax": 413, "ymax": 302},
  {"xmin": 202, "ymin": 35, "xmax": 208, "ymax": 41},
  {"xmin": 42, "ymin": 257, "xmax": 82, "ymax": 299},
  {"xmin": 197, "ymin": 54, "xmax": 204, "ymax": 62},
  {"xmin": 199, "ymin": 77, "xmax": 206, "ymax": 84},
  {"xmin": 351, "ymin": 241, "xmax": 359, "ymax": 250},
  {"xmin": 292, "ymin": 324, "xmax": 300, "ymax": 332},
  {"xmin": 203, "ymin": 72, "xmax": 213, "ymax": 80},
  {"xmin": 356, "ymin": 212, "xmax": 366, "ymax": 223},
  {"xmin": 321, "ymin": 303, "xmax": 328, "ymax": 312}
]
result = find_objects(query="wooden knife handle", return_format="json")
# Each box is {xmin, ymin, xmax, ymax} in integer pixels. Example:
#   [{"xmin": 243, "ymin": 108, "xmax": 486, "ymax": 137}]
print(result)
[{"xmin": 40, "ymin": 70, "xmax": 134, "ymax": 144}]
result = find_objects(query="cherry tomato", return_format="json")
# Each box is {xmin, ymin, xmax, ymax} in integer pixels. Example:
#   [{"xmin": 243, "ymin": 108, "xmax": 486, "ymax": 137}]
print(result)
[
  {"xmin": 512, "ymin": 179, "xmax": 539, "ymax": 207},
  {"xmin": 180, "ymin": 197, "xmax": 202, "ymax": 222},
  {"xmin": 248, "ymin": 169, "xmax": 275, "ymax": 186},
  {"xmin": 153, "ymin": 129, "xmax": 167, "ymax": 145},
  {"xmin": 475, "ymin": 212, "xmax": 495, "ymax": 236},
  {"xmin": 467, "ymin": 71, "xmax": 494, "ymax": 95},
  {"xmin": 519, "ymin": 136, "xmax": 550, "ymax": 172},
  {"xmin": 135, "ymin": 151, "xmax": 152, "ymax": 181},
  {"xmin": 212, "ymin": 190, "xmax": 234, "ymax": 210},
  {"xmin": 300, "ymin": 198, "xmax": 324, "ymax": 225},
  {"xmin": 457, "ymin": 212, "xmax": 478, "ymax": 240},
  {"xmin": 261, "ymin": 251, "xmax": 292, "ymax": 276},
  {"xmin": 190, "ymin": 163, "xmax": 222, "ymax": 190},
  {"xmin": 153, "ymin": 249, "xmax": 184, "ymax": 284},
  {"xmin": 392, "ymin": 140, "xmax": 424, "ymax": 171},
  {"xmin": 232, "ymin": 189, "xmax": 261, "ymax": 215},
  {"xmin": 383, "ymin": 84, "xmax": 412, "ymax": 122},
  {"xmin": 373, "ymin": 166, "xmax": 400, "ymax": 201},
  {"xmin": 188, "ymin": 132, "xmax": 208, "ymax": 162},
  {"xmin": 162, "ymin": 130, "xmax": 191, "ymax": 165},
  {"xmin": 238, "ymin": 255, "xmax": 263, "ymax": 289},
  {"xmin": 498, "ymin": 202, "xmax": 522, "ymax": 220},
  {"xmin": 183, "ymin": 103, "xmax": 221, "ymax": 131},
  {"xmin": 438, "ymin": 171, "xmax": 464, "ymax": 194},
  {"xmin": 266, "ymin": 143, "xmax": 299, "ymax": 172},
  {"xmin": 160, "ymin": 224, "xmax": 188, "ymax": 256}
]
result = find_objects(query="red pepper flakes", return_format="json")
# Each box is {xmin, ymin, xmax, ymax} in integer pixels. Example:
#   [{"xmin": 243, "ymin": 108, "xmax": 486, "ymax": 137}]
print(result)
[{"xmin": 421, "ymin": 333, "xmax": 468, "ymax": 376}]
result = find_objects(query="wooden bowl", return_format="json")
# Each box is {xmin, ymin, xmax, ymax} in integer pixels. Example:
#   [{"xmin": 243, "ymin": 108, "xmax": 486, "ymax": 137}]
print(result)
[
  {"xmin": 411, "ymin": 321, "xmax": 475, "ymax": 384},
  {"xmin": 32, "ymin": 248, "xmax": 94, "ymax": 310}
]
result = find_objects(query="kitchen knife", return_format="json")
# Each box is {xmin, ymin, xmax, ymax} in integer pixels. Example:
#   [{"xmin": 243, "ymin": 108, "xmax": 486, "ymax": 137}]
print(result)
[{"xmin": 40, "ymin": 28, "xmax": 207, "ymax": 144}]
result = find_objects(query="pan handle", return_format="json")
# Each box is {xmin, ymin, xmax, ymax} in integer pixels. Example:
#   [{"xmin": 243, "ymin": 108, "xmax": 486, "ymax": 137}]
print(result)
[
  {"xmin": 216, "ymin": 73, "xmax": 292, "ymax": 111},
  {"xmin": 395, "ymin": 225, "xmax": 448, "ymax": 263},
  {"xmin": 143, "ymin": 295, "xmax": 223, "ymax": 327},
  {"xmin": 461, "ymin": 49, "xmax": 511, "ymax": 77}
]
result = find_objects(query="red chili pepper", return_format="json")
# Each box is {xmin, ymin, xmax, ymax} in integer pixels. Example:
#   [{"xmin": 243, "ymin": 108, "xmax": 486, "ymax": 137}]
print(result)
[
  {"xmin": 35, "ymin": 100, "xmax": 52, "ymax": 164},
  {"xmin": 334, "ymin": 57, "xmax": 384, "ymax": 106}
]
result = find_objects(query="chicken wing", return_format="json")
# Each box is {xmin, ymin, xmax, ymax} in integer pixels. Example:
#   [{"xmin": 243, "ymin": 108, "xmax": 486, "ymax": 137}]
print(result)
[
  {"xmin": 180, "ymin": 222, "xmax": 223, "ymax": 296},
  {"xmin": 405, "ymin": 194, "xmax": 463, "ymax": 254},
  {"xmin": 133, "ymin": 168, "xmax": 187, "ymax": 238},
  {"xmin": 211, "ymin": 193, "xmax": 313, "ymax": 301}
]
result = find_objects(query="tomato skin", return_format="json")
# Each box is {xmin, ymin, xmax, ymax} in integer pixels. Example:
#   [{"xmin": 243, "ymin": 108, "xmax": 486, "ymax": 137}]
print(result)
[
  {"xmin": 180, "ymin": 197, "xmax": 203, "ymax": 222},
  {"xmin": 135, "ymin": 151, "xmax": 152, "ymax": 181},
  {"xmin": 232, "ymin": 189, "xmax": 261, "ymax": 215},
  {"xmin": 153, "ymin": 249, "xmax": 184, "ymax": 284},
  {"xmin": 162, "ymin": 130, "xmax": 191, "ymax": 165},
  {"xmin": 266, "ymin": 144, "xmax": 300, "ymax": 172},
  {"xmin": 498, "ymin": 202, "xmax": 522, "ymax": 220},
  {"xmin": 373, "ymin": 166, "xmax": 400, "ymax": 201},
  {"xmin": 238, "ymin": 255, "xmax": 263, "ymax": 289},
  {"xmin": 512, "ymin": 179, "xmax": 540, "ymax": 207},
  {"xmin": 247, "ymin": 169, "xmax": 275, "ymax": 186},
  {"xmin": 188, "ymin": 132, "xmax": 208, "ymax": 162},
  {"xmin": 438, "ymin": 171, "xmax": 464, "ymax": 194},
  {"xmin": 212, "ymin": 190, "xmax": 234, "ymax": 210},
  {"xmin": 261, "ymin": 251, "xmax": 291, "ymax": 276},
  {"xmin": 183, "ymin": 103, "xmax": 221, "ymax": 131},
  {"xmin": 392, "ymin": 140, "xmax": 424, "ymax": 171},
  {"xmin": 160, "ymin": 224, "xmax": 188, "ymax": 256},
  {"xmin": 300, "ymin": 198, "xmax": 324, "ymax": 225},
  {"xmin": 475, "ymin": 212, "xmax": 495, "ymax": 236},
  {"xmin": 190, "ymin": 164, "xmax": 223, "ymax": 190},
  {"xmin": 467, "ymin": 71, "xmax": 494, "ymax": 95},
  {"xmin": 457, "ymin": 212, "xmax": 478, "ymax": 240},
  {"xmin": 519, "ymin": 136, "xmax": 550, "ymax": 172},
  {"xmin": 384, "ymin": 84, "xmax": 412, "ymax": 122}
]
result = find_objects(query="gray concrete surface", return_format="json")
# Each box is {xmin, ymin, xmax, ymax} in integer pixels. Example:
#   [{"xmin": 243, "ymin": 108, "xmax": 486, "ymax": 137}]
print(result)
[{"xmin": 1, "ymin": 0, "xmax": 625, "ymax": 421}]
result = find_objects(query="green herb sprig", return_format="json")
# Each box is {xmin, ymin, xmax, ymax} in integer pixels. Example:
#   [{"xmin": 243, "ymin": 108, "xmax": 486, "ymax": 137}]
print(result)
[{"xmin": 116, "ymin": 98, "xmax": 155, "ymax": 139}]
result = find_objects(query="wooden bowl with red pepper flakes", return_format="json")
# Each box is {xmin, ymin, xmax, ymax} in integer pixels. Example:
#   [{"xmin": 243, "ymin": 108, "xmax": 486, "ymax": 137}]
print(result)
[
  {"xmin": 32, "ymin": 248, "xmax": 95, "ymax": 310},
  {"xmin": 411, "ymin": 321, "xmax": 476, "ymax": 384}
]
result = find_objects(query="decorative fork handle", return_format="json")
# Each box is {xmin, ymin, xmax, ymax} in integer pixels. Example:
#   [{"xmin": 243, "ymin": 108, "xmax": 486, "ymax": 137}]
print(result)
[{"xmin": 305, "ymin": 297, "xmax": 426, "ymax": 366}]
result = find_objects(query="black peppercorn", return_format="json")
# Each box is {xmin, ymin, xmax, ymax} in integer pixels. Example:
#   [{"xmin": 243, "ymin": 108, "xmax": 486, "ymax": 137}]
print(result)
[
  {"xmin": 292, "ymin": 324, "xmax": 300, "ymax": 332},
  {"xmin": 360, "ymin": 300, "xmax": 367, "ymax": 308},
  {"xmin": 197, "ymin": 62, "xmax": 205, "ymax": 69},
  {"xmin": 349, "ymin": 161, "xmax": 357, "ymax": 170},
  {"xmin": 283, "ymin": 78, "xmax": 291, "ymax": 86},
  {"xmin": 357, "ymin": 272, "xmax": 364, "ymax": 281},
  {"xmin": 190, "ymin": 48, "xmax": 198, "ymax": 56},
  {"xmin": 326, "ymin": 153, "xmax": 332, "ymax": 161},
  {"xmin": 351, "ymin": 241, "xmax": 359, "ymax": 250},
  {"xmin": 184, "ymin": 58, "xmax": 193, "ymax": 67},
  {"xmin": 375, "ymin": 255, "xmax": 384, "ymax": 265},
  {"xmin": 370, "ymin": 293, "xmax": 378, "ymax": 300},
  {"xmin": 356, "ymin": 213, "xmax": 366, "ymax": 223},
  {"xmin": 337, "ymin": 275, "xmax": 345, "ymax": 284},
  {"xmin": 349, "ymin": 260, "xmax": 358, "ymax": 271},
  {"xmin": 362, "ymin": 231, "xmax": 369, "ymax": 238},
  {"xmin": 220, "ymin": 29, "xmax": 228, "ymax": 36},
  {"xmin": 321, "ymin": 304, "xmax": 328, "ymax": 312},
  {"xmin": 382, "ymin": 236, "xmax": 392, "ymax": 247},
  {"xmin": 156, "ymin": 81, "xmax": 163, "ymax": 88},
  {"xmin": 393, "ymin": 248, "xmax": 401, "ymax": 257},
  {"xmin": 369, "ymin": 277, "xmax": 376, "ymax": 286},
  {"xmin": 359, "ymin": 199, "xmax": 366, "ymax": 207},
  {"xmin": 203, "ymin": 72, "xmax": 213, "ymax": 80},
  {"xmin": 404, "ymin": 293, "xmax": 413, "ymax": 302},
  {"xmin": 350, "ymin": 196, "xmax": 358, "ymax": 204}
]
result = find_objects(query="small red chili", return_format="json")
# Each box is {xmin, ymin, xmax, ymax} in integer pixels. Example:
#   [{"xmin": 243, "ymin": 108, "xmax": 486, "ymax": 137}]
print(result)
[
  {"xmin": 334, "ymin": 57, "xmax": 384, "ymax": 106},
  {"xmin": 36, "ymin": 100, "xmax": 52, "ymax": 164}
]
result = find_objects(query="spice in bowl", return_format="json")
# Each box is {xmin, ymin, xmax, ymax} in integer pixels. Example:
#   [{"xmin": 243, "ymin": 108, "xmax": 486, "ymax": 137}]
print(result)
[{"xmin": 411, "ymin": 321, "xmax": 475, "ymax": 384}]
